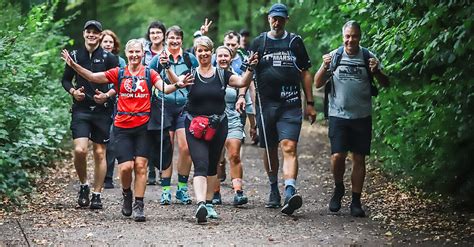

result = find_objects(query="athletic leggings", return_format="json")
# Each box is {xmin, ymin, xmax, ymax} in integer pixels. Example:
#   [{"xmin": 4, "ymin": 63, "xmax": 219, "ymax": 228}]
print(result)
[{"xmin": 185, "ymin": 116, "xmax": 228, "ymax": 177}]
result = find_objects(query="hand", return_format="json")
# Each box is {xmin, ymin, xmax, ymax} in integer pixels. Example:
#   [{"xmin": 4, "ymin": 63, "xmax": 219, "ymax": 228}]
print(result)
[
  {"xmin": 305, "ymin": 105, "xmax": 317, "ymax": 125},
  {"xmin": 61, "ymin": 49, "xmax": 75, "ymax": 68},
  {"xmin": 247, "ymin": 51, "xmax": 259, "ymax": 68},
  {"xmin": 93, "ymin": 89, "xmax": 108, "ymax": 104},
  {"xmin": 200, "ymin": 18, "xmax": 213, "ymax": 36},
  {"xmin": 235, "ymin": 96, "xmax": 246, "ymax": 114},
  {"xmin": 176, "ymin": 73, "xmax": 195, "ymax": 88},
  {"xmin": 368, "ymin": 58, "xmax": 380, "ymax": 73},
  {"xmin": 249, "ymin": 127, "xmax": 257, "ymax": 142},
  {"xmin": 322, "ymin": 53, "xmax": 332, "ymax": 69},
  {"xmin": 72, "ymin": 86, "xmax": 85, "ymax": 101},
  {"xmin": 159, "ymin": 50, "xmax": 169, "ymax": 66}
]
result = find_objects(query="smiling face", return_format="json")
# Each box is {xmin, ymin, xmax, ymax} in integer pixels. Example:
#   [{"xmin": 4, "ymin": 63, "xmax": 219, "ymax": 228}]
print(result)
[
  {"xmin": 166, "ymin": 31, "xmax": 183, "ymax": 52},
  {"xmin": 149, "ymin": 27, "xmax": 164, "ymax": 46},
  {"xmin": 101, "ymin": 34, "xmax": 114, "ymax": 53},
  {"xmin": 83, "ymin": 28, "xmax": 101, "ymax": 47},
  {"xmin": 125, "ymin": 41, "xmax": 144, "ymax": 66},
  {"xmin": 216, "ymin": 47, "xmax": 232, "ymax": 70},
  {"xmin": 195, "ymin": 45, "xmax": 212, "ymax": 66},
  {"xmin": 343, "ymin": 26, "xmax": 361, "ymax": 55}
]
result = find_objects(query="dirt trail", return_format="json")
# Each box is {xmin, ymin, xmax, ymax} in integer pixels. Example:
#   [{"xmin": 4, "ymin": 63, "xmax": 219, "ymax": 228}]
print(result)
[{"xmin": 0, "ymin": 122, "xmax": 472, "ymax": 246}]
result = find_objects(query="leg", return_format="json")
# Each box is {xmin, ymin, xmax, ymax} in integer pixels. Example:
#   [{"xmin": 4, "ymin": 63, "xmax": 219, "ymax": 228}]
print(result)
[
  {"xmin": 73, "ymin": 138, "xmax": 89, "ymax": 184},
  {"xmin": 280, "ymin": 139, "xmax": 298, "ymax": 180},
  {"xmin": 104, "ymin": 128, "xmax": 116, "ymax": 188},
  {"xmin": 133, "ymin": 157, "xmax": 148, "ymax": 197},
  {"xmin": 226, "ymin": 138, "xmax": 248, "ymax": 206},
  {"xmin": 92, "ymin": 143, "xmax": 107, "ymax": 193},
  {"xmin": 175, "ymin": 128, "xmax": 193, "ymax": 204}
]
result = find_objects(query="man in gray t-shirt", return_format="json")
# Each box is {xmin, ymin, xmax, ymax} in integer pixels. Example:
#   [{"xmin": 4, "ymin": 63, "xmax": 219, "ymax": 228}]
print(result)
[{"xmin": 314, "ymin": 20, "xmax": 389, "ymax": 217}]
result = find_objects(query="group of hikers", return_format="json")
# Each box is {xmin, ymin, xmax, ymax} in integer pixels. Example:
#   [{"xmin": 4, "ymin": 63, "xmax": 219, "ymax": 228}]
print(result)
[{"xmin": 61, "ymin": 3, "xmax": 389, "ymax": 223}]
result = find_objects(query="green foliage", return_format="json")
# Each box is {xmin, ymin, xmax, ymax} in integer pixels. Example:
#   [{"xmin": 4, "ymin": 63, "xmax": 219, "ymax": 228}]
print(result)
[
  {"xmin": 0, "ymin": 1, "xmax": 70, "ymax": 205},
  {"xmin": 301, "ymin": 0, "xmax": 474, "ymax": 204}
]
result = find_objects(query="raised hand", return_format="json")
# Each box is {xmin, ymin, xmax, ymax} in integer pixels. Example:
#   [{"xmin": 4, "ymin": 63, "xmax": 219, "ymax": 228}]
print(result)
[
  {"xmin": 247, "ymin": 51, "xmax": 259, "ymax": 67},
  {"xmin": 61, "ymin": 49, "xmax": 75, "ymax": 68},
  {"xmin": 177, "ymin": 73, "xmax": 195, "ymax": 88},
  {"xmin": 322, "ymin": 53, "xmax": 332, "ymax": 69},
  {"xmin": 200, "ymin": 18, "xmax": 213, "ymax": 36},
  {"xmin": 368, "ymin": 58, "xmax": 379, "ymax": 73},
  {"xmin": 159, "ymin": 50, "xmax": 169, "ymax": 66}
]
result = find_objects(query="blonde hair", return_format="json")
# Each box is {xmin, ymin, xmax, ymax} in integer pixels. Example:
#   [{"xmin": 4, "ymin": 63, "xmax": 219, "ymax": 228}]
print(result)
[
  {"xmin": 215, "ymin": 45, "xmax": 233, "ymax": 56},
  {"xmin": 193, "ymin": 36, "xmax": 214, "ymax": 51},
  {"xmin": 125, "ymin": 39, "xmax": 144, "ymax": 52}
]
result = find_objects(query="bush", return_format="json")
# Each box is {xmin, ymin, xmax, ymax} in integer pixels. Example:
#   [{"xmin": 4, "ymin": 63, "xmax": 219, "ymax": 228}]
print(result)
[{"xmin": 0, "ymin": 2, "xmax": 71, "ymax": 205}]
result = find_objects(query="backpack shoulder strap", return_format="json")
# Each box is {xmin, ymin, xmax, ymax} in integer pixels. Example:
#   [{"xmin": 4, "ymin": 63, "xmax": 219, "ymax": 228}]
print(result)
[
  {"xmin": 217, "ymin": 68, "xmax": 226, "ymax": 90},
  {"xmin": 145, "ymin": 67, "xmax": 152, "ymax": 92},
  {"xmin": 361, "ymin": 47, "xmax": 374, "ymax": 82},
  {"xmin": 183, "ymin": 52, "xmax": 193, "ymax": 70},
  {"xmin": 257, "ymin": 32, "xmax": 267, "ymax": 60},
  {"xmin": 117, "ymin": 68, "xmax": 125, "ymax": 93},
  {"xmin": 330, "ymin": 46, "xmax": 345, "ymax": 72}
]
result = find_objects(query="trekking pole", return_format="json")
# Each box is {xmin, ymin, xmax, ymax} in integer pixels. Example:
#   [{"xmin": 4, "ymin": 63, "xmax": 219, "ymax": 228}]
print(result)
[
  {"xmin": 254, "ymin": 79, "xmax": 272, "ymax": 173},
  {"xmin": 159, "ymin": 79, "xmax": 165, "ymax": 179}
]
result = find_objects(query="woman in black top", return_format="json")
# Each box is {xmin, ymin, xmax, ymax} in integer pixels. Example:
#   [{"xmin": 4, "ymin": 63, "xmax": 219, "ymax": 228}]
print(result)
[{"xmin": 186, "ymin": 36, "xmax": 257, "ymax": 223}]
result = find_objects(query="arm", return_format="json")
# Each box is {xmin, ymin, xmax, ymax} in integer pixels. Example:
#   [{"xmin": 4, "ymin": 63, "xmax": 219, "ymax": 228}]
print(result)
[
  {"xmin": 301, "ymin": 69, "xmax": 316, "ymax": 124},
  {"xmin": 228, "ymin": 52, "xmax": 258, "ymax": 88},
  {"xmin": 154, "ymin": 73, "xmax": 194, "ymax": 94},
  {"xmin": 235, "ymin": 87, "xmax": 248, "ymax": 114},
  {"xmin": 61, "ymin": 49, "xmax": 109, "ymax": 84},
  {"xmin": 314, "ymin": 53, "xmax": 332, "ymax": 89}
]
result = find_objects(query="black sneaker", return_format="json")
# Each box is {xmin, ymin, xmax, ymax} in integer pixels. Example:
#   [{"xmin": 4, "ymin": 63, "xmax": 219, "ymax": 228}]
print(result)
[
  {"xmin": 350, "ymin": 202, "xmax": 366, "ymax": 217},
  {"xmin": 212, "ymin": 192, "xmax": 222, "ymax": 205},
  {"xmin": 77, "ymin": 185, "xmax": 90, "ymax": 207},
  {"xmin": 329, "ymin": 188, "xmax": 345, "ymax": 212},
  {"xmin": 90, "ymin": 193, "xmax": 103, "ymax": 209},
  {"xmin": 132, "ymin": 200, "xmax": 146, "ymax": 222},
  {"xmin": 195, "ymin": 202, "xmax": 208, "ymax": 224},
  {"xmin": 281, "ymin": 194, "xmax": 303, "ymax": 215},
  {"xmin": 122, "ymin": 190, "xmax": 133, "ymax": 217},
  {"xmin": 265, "ymin": 190, "xmax": 281, "ymax": 208}
]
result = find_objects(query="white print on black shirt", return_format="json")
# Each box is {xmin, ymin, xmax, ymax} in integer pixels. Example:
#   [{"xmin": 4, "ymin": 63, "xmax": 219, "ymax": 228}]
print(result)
[
  {"xmin": 262, "ymin": 51, "xmax": 296, "ymax": 68},
  {"xmin": 280, "ymin": 85, "xmax": 299, "ymax": 103}
]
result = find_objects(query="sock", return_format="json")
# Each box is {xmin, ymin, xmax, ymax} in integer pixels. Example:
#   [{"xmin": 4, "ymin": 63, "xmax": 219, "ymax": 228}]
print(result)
[
  {"xmin": 269, "ymin": 175, "xmax": 278, "ymax": 191},
  {"xmin": 284, "ymin": 179, "xmax": 296, "ymax": 189},
  {"xmin": 161, "ymin": 177, "xmax": 171, "ymax": 192},
  {"xmin": 80, "ymin": 183, "xmax": 89, "ymax": 187},
  {"xmin": 206, "ymin": 200, "xmax": 212, "ymax": 205},
  {"xmin": 135, "ymin": 197, "xmax": 144, "ymax": 202},
  {"xmin": 92, "ymin": 192, "xmax": 101, "ymax": 196},
  {"xmin": 352, "ymin": 192, "xmax": 361, "ymax": 204},
  {"xmin": 232, "ymin": 178, "xmax": 243, "ymax": 192},
  {"xmin": 123, "ymin": 188, "xmax": 131, "ymax": 193},
  {"xmin": 335, "ymin": 182, "xmax": 345, "ymax": 194},
  {"xmin": 178, "ymin": 174, "xmax": 189, "ymax": 189}
]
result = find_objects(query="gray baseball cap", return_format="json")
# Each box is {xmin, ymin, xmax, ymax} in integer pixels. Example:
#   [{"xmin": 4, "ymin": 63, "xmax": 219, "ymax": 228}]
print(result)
[{"xmin": 83, "ymin": 20, "xmax": 103, "ymax": 32}]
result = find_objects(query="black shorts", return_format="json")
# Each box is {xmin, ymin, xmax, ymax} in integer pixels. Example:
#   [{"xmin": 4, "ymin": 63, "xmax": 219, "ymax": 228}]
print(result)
[
  {"xmin": 256, "ymin": 104, "xmax": 302, "ymax": 148},
  {"xmin": 164, "ymin": 102, "xmax": 186, "ymax": 131},
  {"xmin": 148, "ymin": 129, "xmax": 173, "ymax": 170},
  {"xmin": 70, "ymin": 109, "xmax": 112, "ymax": 144},
  {"xmin": 113, "ymin": 124, "xmax": 151, "ymax": 164},
  {"xmin": 328, "ymin": 116, "xmax": 372, "ymax": 156}
]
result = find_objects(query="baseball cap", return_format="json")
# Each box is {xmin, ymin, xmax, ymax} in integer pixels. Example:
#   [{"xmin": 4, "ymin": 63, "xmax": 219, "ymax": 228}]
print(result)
[
  {"xmin": 268, "ymin": 3, "xmax": 288, "ymax": 18},
  {"xmin": 83, "ymin": 20, "xmax": 103, "ymax": 32}
]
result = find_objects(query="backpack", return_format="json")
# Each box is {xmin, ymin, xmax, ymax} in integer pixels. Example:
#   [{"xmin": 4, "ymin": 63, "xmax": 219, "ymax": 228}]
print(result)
[
  {"xmin": 117, "ymin": 67, "xmax": 156, "ymax": 116},
  {"xmin": 155, "ymin": 52, "xmax": 193, "ymax": 74},
  {"xmin": 323, "ymin": 46, "xmax": 378, "ymax": 119}
]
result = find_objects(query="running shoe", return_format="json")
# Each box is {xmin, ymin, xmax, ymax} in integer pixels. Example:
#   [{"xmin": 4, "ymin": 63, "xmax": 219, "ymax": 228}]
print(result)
[
  {"xmin": 265, "ymin": 190, "xmax": 281, "ymax": 208},
  {"xmin": 90, "ymin": 193, "xmax": 103, "ymax": 209},
  {"xmin": 160, "ymin": 190, "xmax": 172, "ymax": 205},
  {"xmin": 122, "ymin": 190, "xmax": 133, "ymax": 216},
  {"xmin": 176, "ymin": 187, "xmax": 192, "ymax": 204},
  {"xmin": 77, "ymin": 184, "xmax": 90, "ymax": 207},
  {"xmin": 195, "ymin": 202, "xmax": 208, "ymax": 224},
  {"xmin": 205, "ymin": 204, "xmax": 218, "ymax": 219},
  {"xmin": 132, "ymin": 200, "xmax": 146, "ymax": 222},
  {"xmin": 233, "ymin": 190, "xmax": 248, "ymax": 206}
]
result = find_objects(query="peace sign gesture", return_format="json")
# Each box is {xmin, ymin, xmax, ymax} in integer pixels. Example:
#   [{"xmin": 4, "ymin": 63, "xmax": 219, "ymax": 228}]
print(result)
[{"xmin": 200, "ymin": 18, "xmax": 213, "ymax": 36}]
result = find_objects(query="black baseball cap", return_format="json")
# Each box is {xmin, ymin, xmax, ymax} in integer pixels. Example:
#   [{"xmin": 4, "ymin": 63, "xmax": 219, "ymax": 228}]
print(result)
[
  {"xmin": 268, "ymin": 3, "xmax": 288, "ymax": 18},
  {"xmin": 83, "ymin": 20, "xmax": 103, "ymax": 32}
]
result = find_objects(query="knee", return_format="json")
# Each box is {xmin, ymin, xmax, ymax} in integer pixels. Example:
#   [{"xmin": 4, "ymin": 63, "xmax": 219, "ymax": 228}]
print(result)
[
  {"xmin": 178, "ymin": 141, "xmax": 189, "ymax": 154},
  {"xmin": 74, "ymin": 145, "xmax": 88, "ymax": 157},
  {"xmin": 134, "ymin": 161, "xmax": 148, "ymax": 176},
  {"xmin": 120, "ymin": 163, "xmax": 134, "ymax": 173},
  {"xmin": 94, "ymin": 146, "xmax": 106, "ymax": 160},
  {"xmin": 331, "ymin": 153, "xmax": 347, "ymax": 164},
  {"xmin": 280, "ymin": 141, "xmax": 297, "ymax": 156},
  {"xmin": 228, "ymin": 152, "xmax": 241, "ymax": 166}
]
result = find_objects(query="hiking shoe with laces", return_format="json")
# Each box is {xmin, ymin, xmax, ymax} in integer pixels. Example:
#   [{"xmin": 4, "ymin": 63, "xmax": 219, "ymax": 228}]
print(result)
[
  {"xmin": 211, "ymin": 192, "xmax": 222, "ymax": 205},
  {"xmin": 205, "ymin": 204, "xmax": 218, "ymax": 219},
  {"xmin": 176, "ymin": 187, "xmax": 192, "ymax": 204},
  {"xmin": 77, "ymin": 184, "xmax": 90, "ymax": 207},
  {"xmin": 265, "ymin": 190, "xmax": 281, "ymax": 208},
  {"xmin": 90, "ymin": 193, "xmax": 103, "ymax": 209},
  {"xmin": 121, "ymin": 190, "xmax": 133, "ymax": 217},
  {"xmin": 132, "ymin": 200, "xmax": 146, "ymax": 222},
  {"xmin": 281, "ymin": 194, "xmax": 303, "ymax": 215},
  {"xmin": 350, "ymin": 202, "xmax": 366, "ymax": 217},
  {"xmin": 233, "ymin": 190, "xmax": 248, "ymax": 206},
  {"xmin": 195, "ymin": 202, "xmax": 208, "ymax": 224},
  {"xmin": 329, "ymin": 187, "xmax": 345, "ymax": 212},
  {"xmin": 160, "ymin": 190, "xmax": 172, "ymax": 205}
]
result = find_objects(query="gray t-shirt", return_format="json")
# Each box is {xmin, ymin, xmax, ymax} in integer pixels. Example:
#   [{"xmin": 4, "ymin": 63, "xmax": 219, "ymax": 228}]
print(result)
[{"xmin": 326, "ymin": 47, "xmax": 382, "ymax": 119}]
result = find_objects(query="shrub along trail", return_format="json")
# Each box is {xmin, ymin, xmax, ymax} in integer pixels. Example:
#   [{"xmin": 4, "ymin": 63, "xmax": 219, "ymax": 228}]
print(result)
[{"xmin": 0, "ymin": 122, "xmax": 472, "ymax": 245}]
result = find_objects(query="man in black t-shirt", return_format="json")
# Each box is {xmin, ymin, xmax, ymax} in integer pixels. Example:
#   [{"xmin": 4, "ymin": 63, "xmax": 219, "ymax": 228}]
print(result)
[
  {"xmin": 249, "ymin": 3, "xmax": 316, "ymax": 215},
  {"xmin": 61, "ymin": 20, "xmax": 118, "ymax": 209}
]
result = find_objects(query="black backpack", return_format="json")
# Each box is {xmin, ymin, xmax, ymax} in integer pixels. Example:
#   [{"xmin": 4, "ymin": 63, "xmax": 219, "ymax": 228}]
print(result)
[{"xmin": 323, "ymin": 46, "xmax": 378, "ymax": 119}]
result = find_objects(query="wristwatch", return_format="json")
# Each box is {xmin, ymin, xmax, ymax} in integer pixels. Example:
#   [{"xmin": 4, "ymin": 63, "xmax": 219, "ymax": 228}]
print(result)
[{"xmin": 307, "ymin": 101, "xmax": 314, "ymax": 106}]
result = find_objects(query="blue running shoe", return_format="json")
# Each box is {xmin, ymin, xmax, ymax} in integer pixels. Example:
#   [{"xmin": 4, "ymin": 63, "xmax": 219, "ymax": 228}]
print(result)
[
  {"xmin": 176, "ymin": 187, "xmax": 192, "ymax": 205},
  {"xmin": 281, "ymin": 186, "xmax": 302, "ymax": 215},
  {"xmin": 265, "ymin": 190, "xmax": 281, "ymax": 208},
  {"xmin": 206, "ymin": 204, "xmax": 218, "ymax": 219},
  {"xmin": 195, "ymin": 202, "xmax": 208, "ymax": 223},
  {"xmin": 233, "ymin": 190, "xmax": 248, "ymax": 206},
  {"xmin": 160, "ymin": 190, "xmax": 172, "ymax": 205}
]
